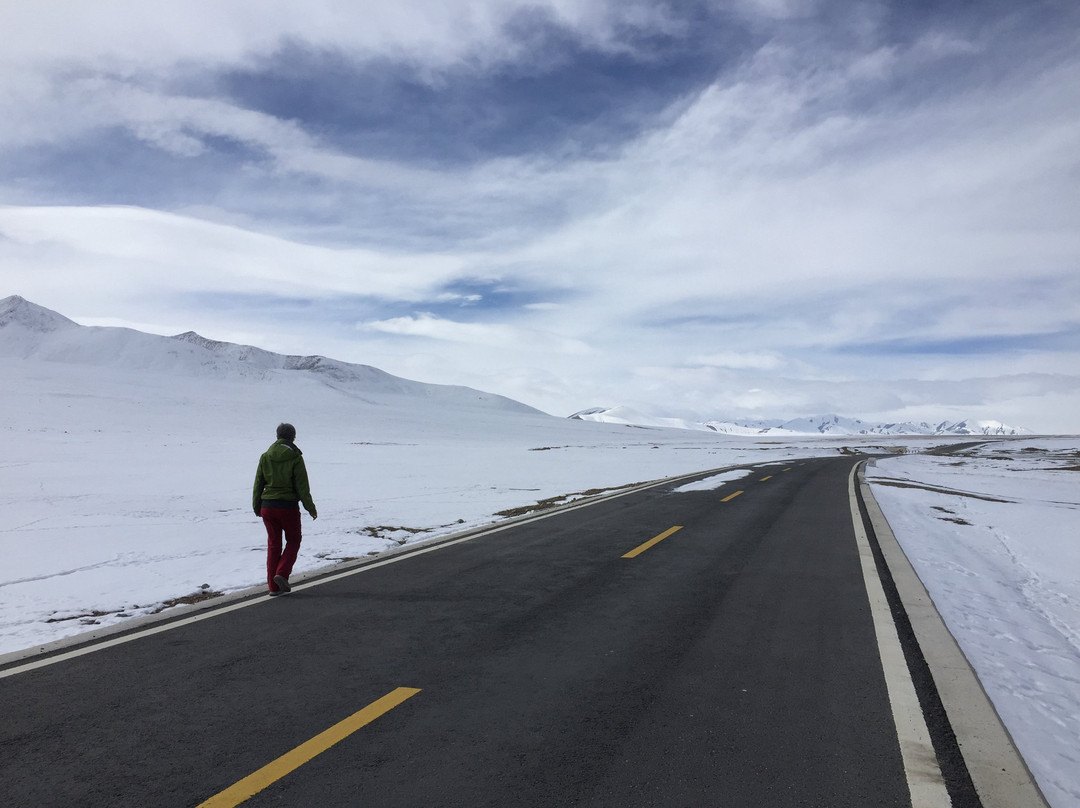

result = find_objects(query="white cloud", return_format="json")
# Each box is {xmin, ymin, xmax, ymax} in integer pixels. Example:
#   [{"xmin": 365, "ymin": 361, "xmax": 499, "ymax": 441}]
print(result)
[
  {"xmin": 0, "ymin": 0, "xmax": 720, "ymax": 73},
  {"xmin": 0, "ymin": 1, "xmax": 499, "ymax": 69},
  {"xmin": 0, "ymin": 205, "xmax": 467, "ymax": 303},
  {"xmin": 1, "ymin": 3, "xmax": 1079, "ymax": 429},
  {"xmin": 364, "ymin": 314, "xmax": 514, "ymax": 344},
  {"xmin": 362, "ymin": 313, "xmax": 592, "ymax": 355},
  {"xmin": 690, "ymin": 351, "xmax": 786, "ymax": 370}
]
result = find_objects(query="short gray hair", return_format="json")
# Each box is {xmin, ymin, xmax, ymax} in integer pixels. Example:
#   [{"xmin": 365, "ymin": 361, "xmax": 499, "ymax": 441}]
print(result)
[{"xmin": 276, "ymin": 423, "xmax": 296, "ymax": 441}]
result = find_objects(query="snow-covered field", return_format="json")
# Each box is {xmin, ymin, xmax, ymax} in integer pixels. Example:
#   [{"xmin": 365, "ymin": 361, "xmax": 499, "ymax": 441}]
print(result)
[
  {"xmin": 867, "ymin": 441, "xmax": 1080, "ymax": 808},
  {"xmin": 2, "ymin": 353, "xmax": 905, "ymax": 654},
  {"xmin": 2, "ymin": 297, "xmax": 1078, "ymax": 806}
]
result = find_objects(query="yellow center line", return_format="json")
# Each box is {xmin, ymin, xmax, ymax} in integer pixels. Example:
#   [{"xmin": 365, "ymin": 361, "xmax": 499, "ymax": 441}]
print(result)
[
  {"xmin": 783, "ymin": 468, "xmax": 791, "ymax": 472},
  {"xmin": 197, "ymin": 687, "xmax": 422, "ymax": 808},
  {"xmin": 622, "ymin": 526, "xmax": 683, "ymax": 558},
  {"xmin": 721, "ymin": 490, "xmax": 743, "ymax": 502},
  {"xmin": 759, "ymin": 475, "xmax": 773, "ymax": 481}
]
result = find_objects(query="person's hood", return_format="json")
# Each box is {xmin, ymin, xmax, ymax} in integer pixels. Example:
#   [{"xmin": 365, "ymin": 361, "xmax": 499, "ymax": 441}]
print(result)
[{"xmin": 266, "ymin": 440, "xmax": 302, "ymax": 459}]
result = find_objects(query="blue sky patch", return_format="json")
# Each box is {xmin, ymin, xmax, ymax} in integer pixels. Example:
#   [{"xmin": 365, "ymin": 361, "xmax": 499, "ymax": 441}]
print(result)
[
  {"xmin": 216, "ymin": 5, "xmax": 749, "ymax": 167},
  {"xmin": 1, "ymin": 129, "xmax": 264, "ymax": 209}
]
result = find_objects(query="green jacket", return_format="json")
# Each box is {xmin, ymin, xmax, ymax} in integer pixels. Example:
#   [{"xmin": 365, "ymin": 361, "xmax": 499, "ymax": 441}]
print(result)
[{"xmin": 253, "ymin": 440, "xmax": 317, "ymax": 517}]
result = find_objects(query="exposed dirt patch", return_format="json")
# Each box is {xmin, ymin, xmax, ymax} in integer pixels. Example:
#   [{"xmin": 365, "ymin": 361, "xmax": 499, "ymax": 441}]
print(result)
[
  {"xmin": 351, "ymin": 520, "xmax": 466, "ymax": 545},
  {"xmin": 45, "ymin": 610, "xmax": 111, "ymax": 625},
  {"xmin": 315, "ymin": 553, "xmax": 363, "ymax": 563},
  {"xmin": 929, "ymin": 505, "xmax": 972, "ymax": 525},
  {"xmin": 495, "ymin": 483, "xmax": 640, "ymax": 518},
  {"xmin": 46, "ymin": 585, "xmax": 225, "ymax": 624},
  {"xmin": 870, "ymin": 478, "xmax": 1012, "ymax": 503},
  {"xmin": 923, "ymin": 441, "xmax": 993, "ymax": 456},
  {"xmin": 495, "ymin": 497, "xmax": 568, "ymax": 519},
  {"xmin": 352, "ymin": 525, "xmax": 434, "ymax": 546},
  {"xmin": 152, "ymin": 588, "xmax": 224, "ymax": 613}
]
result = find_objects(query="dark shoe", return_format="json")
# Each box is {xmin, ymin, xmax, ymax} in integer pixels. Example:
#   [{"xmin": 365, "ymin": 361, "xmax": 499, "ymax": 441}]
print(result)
[
  {"xmin": 273, "ymin": 574, "xmax": 292, "ymax": 593},
  {"xmin": 268, "ymin": 589, "xmax": 282, "ymax": 597}
]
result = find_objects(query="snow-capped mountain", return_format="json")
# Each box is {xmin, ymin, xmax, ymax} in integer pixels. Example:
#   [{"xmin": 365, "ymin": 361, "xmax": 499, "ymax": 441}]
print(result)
[
  {"xmin": 0, "ymin": 295, "xmax": 541, "ymax": 414},
  {"xmin": 2, "ymin": 296, "xmax": 1032, "ymax": 436},
  {"xmin": 567, "ymin": 406, "xmax": 709, "ymax": 432},
  {"xmin": 571, "ymin": 406, "xmax": 1030, "ymax": 437}
]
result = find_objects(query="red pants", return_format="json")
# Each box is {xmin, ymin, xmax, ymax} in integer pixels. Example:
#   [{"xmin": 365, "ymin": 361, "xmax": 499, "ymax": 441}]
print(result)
[{"xmin": 262, "ymin": 507, "xmax": 302, "ymax": 591}]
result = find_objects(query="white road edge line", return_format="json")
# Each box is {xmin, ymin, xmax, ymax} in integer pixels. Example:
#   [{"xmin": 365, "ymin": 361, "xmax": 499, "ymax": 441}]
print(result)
[{"xmin": 848, "ymin": 463, "xmax": 952, "ymax": 807}]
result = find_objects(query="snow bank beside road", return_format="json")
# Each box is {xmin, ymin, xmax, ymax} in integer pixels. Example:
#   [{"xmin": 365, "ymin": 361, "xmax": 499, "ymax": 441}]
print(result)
[
  {"xmin": 867, "ymin": 440, "xmax": 1080, "ymax": 808},
  {"xmin": 672, "ymin": 469, "xmax": 753, "ymax": 492}
]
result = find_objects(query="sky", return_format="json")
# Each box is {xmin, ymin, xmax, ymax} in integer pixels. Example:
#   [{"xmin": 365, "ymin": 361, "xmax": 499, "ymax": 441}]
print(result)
[{"xmin": 1, "ymin": 0, "xmax": 1079, "ymax": 431}]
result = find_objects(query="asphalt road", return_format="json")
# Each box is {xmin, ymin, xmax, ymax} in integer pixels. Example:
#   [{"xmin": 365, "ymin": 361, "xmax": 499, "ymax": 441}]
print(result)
[{"xmin": 3, "ymin": 456, "xmax": 926, "ymax": 807}]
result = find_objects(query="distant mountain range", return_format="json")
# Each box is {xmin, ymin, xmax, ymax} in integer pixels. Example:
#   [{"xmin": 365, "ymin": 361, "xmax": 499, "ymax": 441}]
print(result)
[
  {"xmin": 2, "ymin": 295, "xmax": 1031, "ymax": 436},
  {"xmin": 0, "ymin": 295, "xmax": 540, "ymax": 415},
  {"xmin": 570, "ymin": 406, "xmax": 1030, "ymax": 437}
]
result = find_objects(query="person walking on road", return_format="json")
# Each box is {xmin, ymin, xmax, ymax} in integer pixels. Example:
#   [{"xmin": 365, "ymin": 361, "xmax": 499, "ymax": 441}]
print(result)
[{"xmin": 253, "ymin": 423, "xmax": 318, "ymax": 595}]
